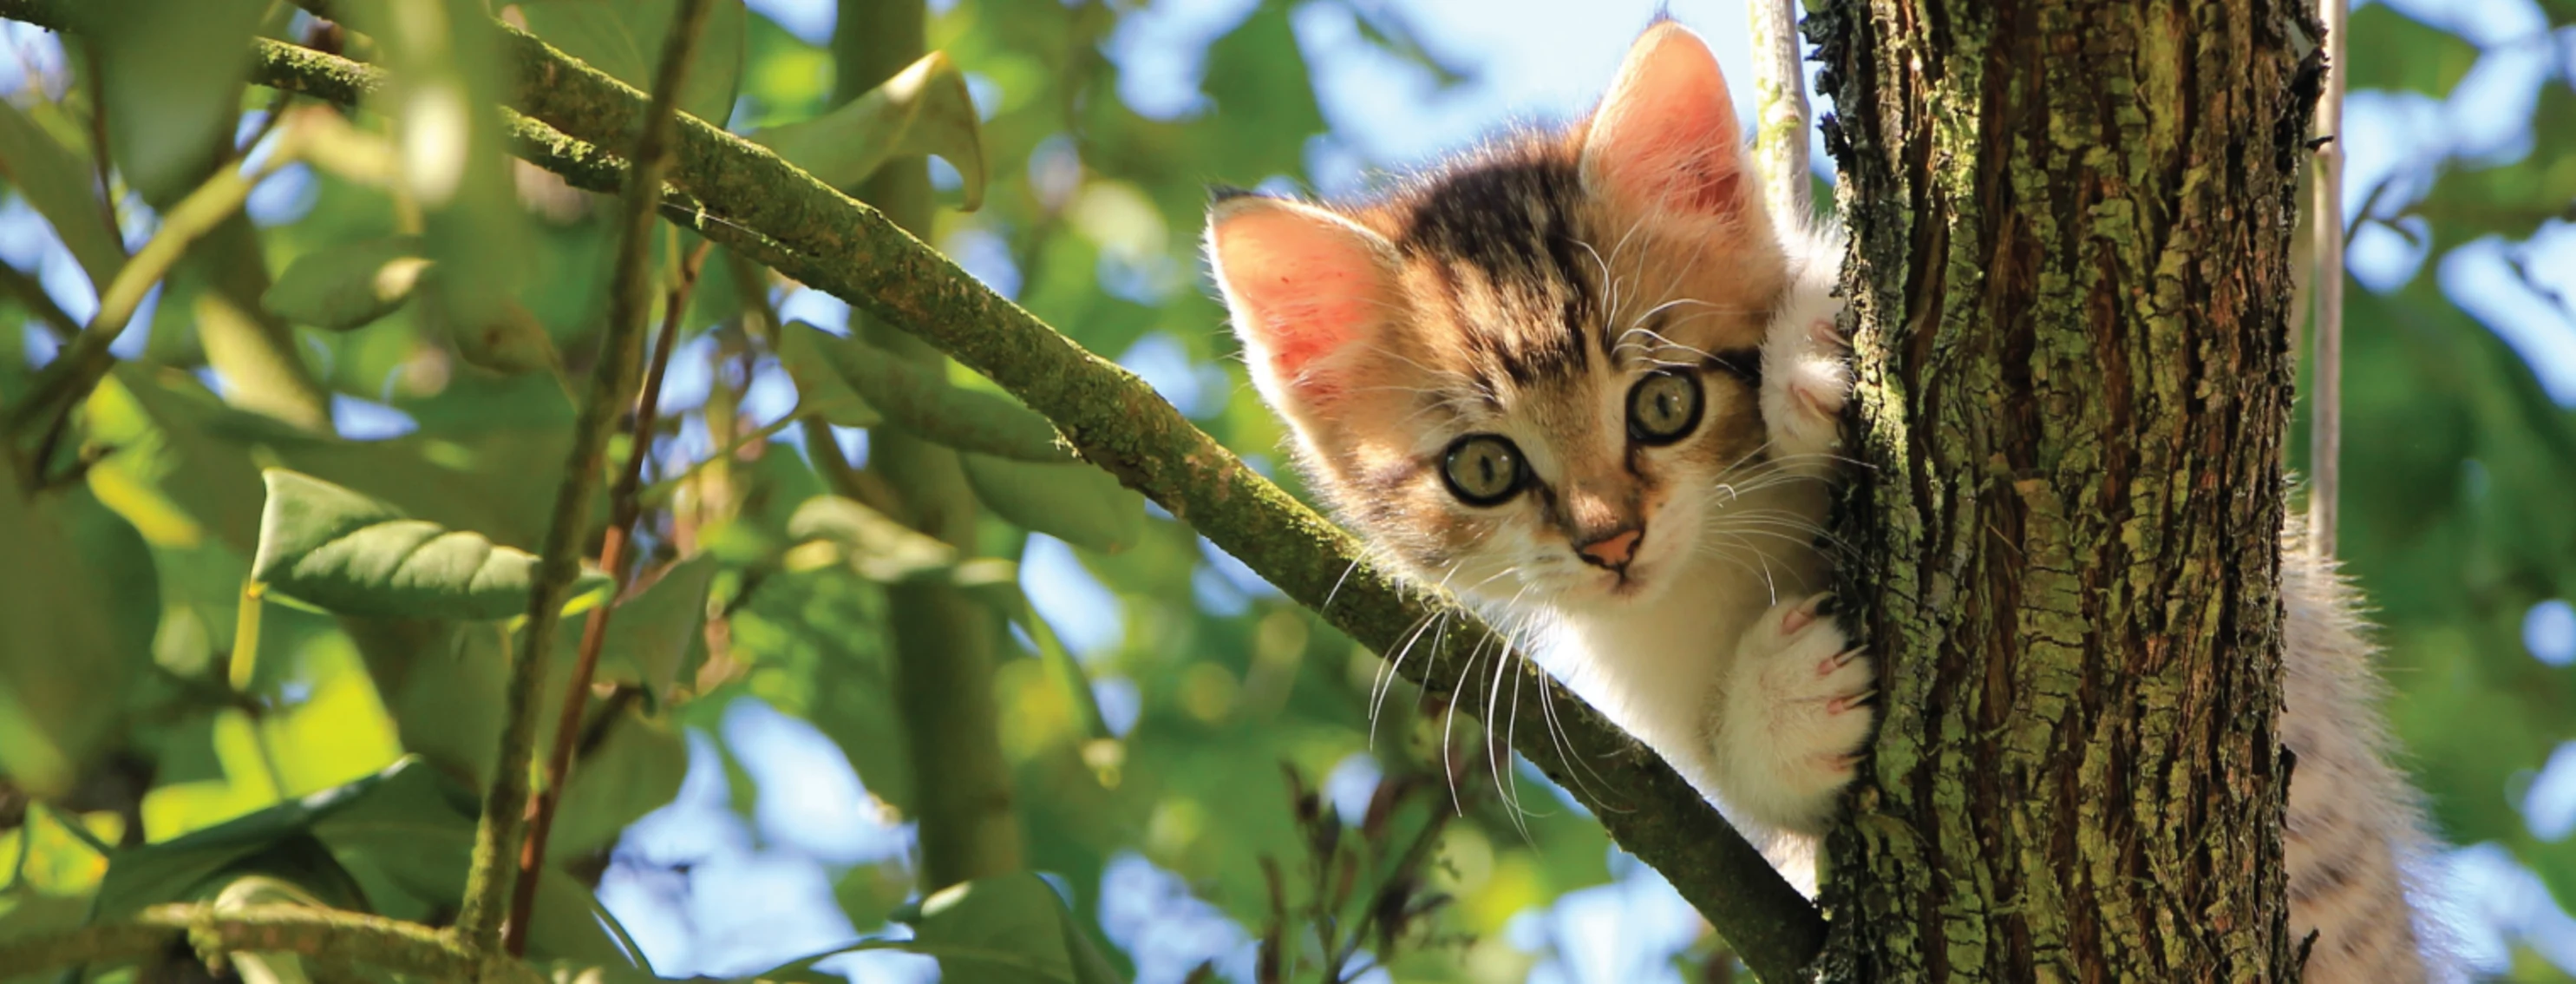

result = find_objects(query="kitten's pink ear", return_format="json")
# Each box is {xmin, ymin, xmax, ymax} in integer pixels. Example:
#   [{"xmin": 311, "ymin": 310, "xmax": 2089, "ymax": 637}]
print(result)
[
  {"xmin": 1581, "ymin": 22, "xmax": 1758, "ymax": 223},
  {"xmin": 1206, "ymin": 194, "xmax": 1406, "ymax": 428}
]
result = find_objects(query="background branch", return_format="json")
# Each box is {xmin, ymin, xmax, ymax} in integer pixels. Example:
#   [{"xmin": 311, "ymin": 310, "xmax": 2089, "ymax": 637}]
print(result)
[
  {"xmin": 2311, "ymin": 0, "xmax": 2348, "ymax": 555},
  {"xmin": 1749, "ymin": 0, "xmax": 1812, "ymax": 222},
  {"xmin": 827, "ymin": 0, "xmax": 1026, "ymax": 889}
]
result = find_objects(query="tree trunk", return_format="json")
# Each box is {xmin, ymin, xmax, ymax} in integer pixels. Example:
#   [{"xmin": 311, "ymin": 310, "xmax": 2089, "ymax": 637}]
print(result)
[{"xmin": 1812, "ymin": 2, "xmax": 2314, "ymax": 979}]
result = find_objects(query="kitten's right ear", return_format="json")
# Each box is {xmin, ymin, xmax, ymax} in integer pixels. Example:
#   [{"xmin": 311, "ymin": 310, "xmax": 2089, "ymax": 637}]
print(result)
[
  {"xmin": 1205, "ymin": 195, "xmax": 1406, "ymax": 432},
  {"xmin": 1582, "ymin": 21, "xmax": 1759, "ymax": 226}
]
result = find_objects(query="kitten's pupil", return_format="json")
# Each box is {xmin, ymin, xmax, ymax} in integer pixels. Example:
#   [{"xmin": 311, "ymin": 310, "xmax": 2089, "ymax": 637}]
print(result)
[
  {"xmin": 1627, "ymin": 371, "xmax": 1703, "ymax": 445},
  {"xmin": 1442, "ymin": 435, "xmax": 1523, "ymax": 506}
]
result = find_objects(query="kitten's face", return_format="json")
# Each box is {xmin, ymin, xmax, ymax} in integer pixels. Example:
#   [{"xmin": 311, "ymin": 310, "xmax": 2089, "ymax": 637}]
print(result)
[{"xmin": 1209, "ymin": 22, "xmax": 1788, "ymax": 611}]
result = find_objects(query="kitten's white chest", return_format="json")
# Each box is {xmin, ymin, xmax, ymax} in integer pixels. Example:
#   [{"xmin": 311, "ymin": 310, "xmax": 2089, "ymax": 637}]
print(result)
[{"xmin": 1534, "ymin": 542, "xmax": 1820, "ymax": 797}]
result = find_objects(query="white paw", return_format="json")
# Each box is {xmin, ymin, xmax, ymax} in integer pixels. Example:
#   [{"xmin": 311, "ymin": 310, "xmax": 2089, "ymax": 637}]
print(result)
[
  {"xmin": 1761, "ymin": 293, "xmax": 1851, "ymax": 470},
  {"xmin": 1713, "ymin": 593, "xmax": 1873, "ymax": 834}
]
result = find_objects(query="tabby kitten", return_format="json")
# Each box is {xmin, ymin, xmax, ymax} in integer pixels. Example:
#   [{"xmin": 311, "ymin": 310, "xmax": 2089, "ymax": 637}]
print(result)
[{"xmin": 1207, "ymin": 21, "xmax": 2445, "ymax": 981}]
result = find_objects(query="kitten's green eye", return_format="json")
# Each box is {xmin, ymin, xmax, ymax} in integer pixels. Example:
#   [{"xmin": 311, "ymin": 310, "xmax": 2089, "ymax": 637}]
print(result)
[
  {"xmin": 1627, "ymin": 371, "xmax": 1703, "ymax": 444},
  {"xmin": 1442, "ymin": 435, "xmax": 1525, "ymax": 506}
]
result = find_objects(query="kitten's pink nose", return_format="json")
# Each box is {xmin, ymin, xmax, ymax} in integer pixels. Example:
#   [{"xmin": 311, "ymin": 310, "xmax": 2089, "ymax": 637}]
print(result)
[{"xmin": 1577, "ymin": 528, "xmax": 1643, "ymax": 569}]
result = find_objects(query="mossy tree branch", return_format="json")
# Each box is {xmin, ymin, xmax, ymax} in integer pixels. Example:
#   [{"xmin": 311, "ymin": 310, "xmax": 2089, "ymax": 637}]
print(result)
[
  {"xmin": 0, "ymin": 904, "xmax": 527, "ymax": 983},
  {"xmin": 0, "ymin": 2, "xmax": 1830, "ymax": 978}
]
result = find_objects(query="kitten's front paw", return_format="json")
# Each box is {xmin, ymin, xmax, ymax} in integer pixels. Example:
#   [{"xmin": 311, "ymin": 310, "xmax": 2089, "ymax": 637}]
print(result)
[
  {"xmin": 1715, "ymin": 593, "xmax": 1873, "ymax": 834},
  {"xmin": 1761, "ymin": 298, "xmax": 1850, "ymax": 469}
]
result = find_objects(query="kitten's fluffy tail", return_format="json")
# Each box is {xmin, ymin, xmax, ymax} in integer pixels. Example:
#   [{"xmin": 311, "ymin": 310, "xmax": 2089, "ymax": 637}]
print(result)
[{"xmin": 2280, "ymin": 515, "xmax": 2462, "ymax": 982}]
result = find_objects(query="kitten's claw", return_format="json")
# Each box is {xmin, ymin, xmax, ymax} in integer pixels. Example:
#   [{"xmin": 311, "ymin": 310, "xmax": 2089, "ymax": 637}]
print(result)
[
  {"xmin": 1713, "ymin": 593, "xmax": 1876, "ymax": 835},
  {"xmin": 1761, "ymin": 297, "xmax": 1854, "ymax": 467},
  {"xmin": 1780, "ymin": 592, "xmax": 1834, "ymax": 635}
]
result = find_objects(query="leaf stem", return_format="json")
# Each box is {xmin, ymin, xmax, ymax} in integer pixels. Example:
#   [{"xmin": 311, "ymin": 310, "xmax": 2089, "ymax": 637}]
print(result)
[
  {"xmin": 452, "ymin": 0, "xmax": 716, "ymax": 961},
  {"xmin": 504, "ymin": 237, "xmax": 712, "ymax": 955}
]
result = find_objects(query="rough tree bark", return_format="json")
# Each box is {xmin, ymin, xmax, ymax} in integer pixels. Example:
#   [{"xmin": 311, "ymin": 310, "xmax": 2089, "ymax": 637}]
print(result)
[{"xmin": 1811, "ymin": 1, "xmax": 2315, "ymax": 980}]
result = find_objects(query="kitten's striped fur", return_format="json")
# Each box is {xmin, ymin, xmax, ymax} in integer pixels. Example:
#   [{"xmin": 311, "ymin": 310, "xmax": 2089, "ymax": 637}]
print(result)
[{"xmin": 1207, "ymin": 20, "xmax": 2449, "ymax": 981}]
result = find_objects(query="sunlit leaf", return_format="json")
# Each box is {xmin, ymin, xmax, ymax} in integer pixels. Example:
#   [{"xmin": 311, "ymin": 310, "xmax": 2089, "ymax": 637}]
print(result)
[
  {"xmin": 251, "ymin": 468, "xmax": 608, "ymax": 620},
  {"xmin": 777, "ymin": 322, "xmax": 1065, "ymax": 462},
  {"xmin": 754, "ymin": 50, "xmax": 987, "ymax": 210},
  {"xmin": 788, "ymin": 494, "xmax": 1015, "ymax": 587},
  {"xmin": 962, "ymin": 454, "xmax": 1145, "ymax": 555},
  {"xmin": 265, "ymin": 236, "xmax": 435, "ymax": 331}
]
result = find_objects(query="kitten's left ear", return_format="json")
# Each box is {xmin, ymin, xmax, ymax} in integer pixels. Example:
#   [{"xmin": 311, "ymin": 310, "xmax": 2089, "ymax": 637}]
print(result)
[{"xmin": 1581, "ymin": 22, "xmax": 1761, "ymax": 225}]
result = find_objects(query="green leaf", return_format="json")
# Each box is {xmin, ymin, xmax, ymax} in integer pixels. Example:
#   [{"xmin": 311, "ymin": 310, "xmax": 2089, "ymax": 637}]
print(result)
[
  {"xmin": 0, "ymin": 482, "xmax": 150, "ymax": 797},
  {"xmin": 754, "ymin": 50, "xmax": 988, "ymax": 210},
  {"xmin": 892, "ymin": 873, "xmax": 1119, "ymax": 984},
  {"xmin": 94, "ymin": 757, "xmax": 443, "ymax": 920},
  {"xmin": 88, "ymin": 0, "xmax": 268, "ymax": 206},
  {"xmin": 114, "ymin": 364, "xmax": 576, "ymax": 553},
  {"xmin": 547, "ymin": 710, "xmax": 687, "ymax": 857},
  {"xmin": 0, "ymin": 98, "xmax": 124, "ymax": 290},
  {"xmin": 987, "ymin": 587, "xmax": 1112, "ymax": 742},
  {"xmin": 787, "ymin": 495, "xmax": 1016, "ymax": 587},
  {"xmin": 777, "ymin": 322, "xmax": 1067, "ymax": 462},
  {"xmin": 962, "ymin": 454, "xmax": 1146, "ymax": 555},
  {"xmin": 2344, "ymin": 4, "xmax": 2479, "ymax": 96},
  {"xmin": 574, "ymin": 553, "xmax": 722, "ymax": 701},
  {"xmin": 264, "ymin": 236, "xmax": 434, "ymax": 331},
  {"xmin": 251, "ymin": 469, "xmax": 609, "ymax": 620},
  {"xmin": 517, "ymin": 0, "xmax": 751, "ymax": 128},
  {"xmin": 444, "ymin": 297, "xmax": 568, "ymax": 377},
  {"xmin": 94, "ymin": 757, "xmax": 642, "ymax": 968},
  {"xmin": 775, "ymin": 323, "xmax": 882, "ymax": 427}
]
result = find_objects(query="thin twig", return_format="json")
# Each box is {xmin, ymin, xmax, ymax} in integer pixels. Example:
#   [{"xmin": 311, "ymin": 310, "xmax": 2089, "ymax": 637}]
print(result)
[
  {"xmin": 2310, "ymin": 0, "xmax": 2346, "ymax": 556},
  {"xmin": 0, "ymin": 261, "xmax": 82, "ymax": 340},
  {"xmin": 453, "ymin": 0, "xmax": 717, "ymax": 960},
  {"xmin": 637, "ymin": 408, "xmax": 803, "ymax": 508},
  {"xmin": 78, "ymin": 38, "xmax": 120, "ymax": 243},
  {"xmin": 505, "ymin": 236, "xmax": 711, "ymax": 955}
]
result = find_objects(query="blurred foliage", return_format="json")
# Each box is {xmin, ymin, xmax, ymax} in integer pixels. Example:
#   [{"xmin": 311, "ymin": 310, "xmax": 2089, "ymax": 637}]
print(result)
[{"xmin": 0, "ymin": 0, "xmax": 2569, "ymax": 981}]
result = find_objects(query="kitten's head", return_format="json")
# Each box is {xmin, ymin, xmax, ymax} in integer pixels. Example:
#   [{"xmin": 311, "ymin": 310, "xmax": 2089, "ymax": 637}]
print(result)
[{"xmin": 1207, "ymin": 22, "xmax": 1790, "ymax": 610}]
